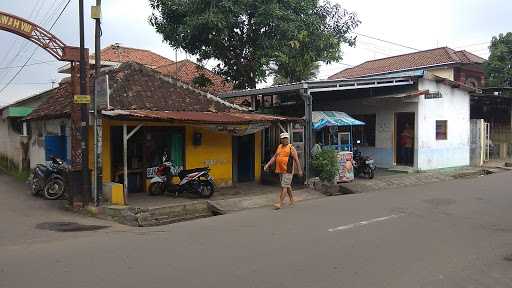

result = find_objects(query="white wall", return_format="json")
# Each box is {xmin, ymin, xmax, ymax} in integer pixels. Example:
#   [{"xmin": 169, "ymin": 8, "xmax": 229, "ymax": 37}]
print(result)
[
  {"xmin": 417, "ymin": 79, "xmax": 470, "ymax": 170},
  {"xmin": 0, "ymin": 118, "xmax": 26, "ymax": 170},
  {"xmin": 315, "ymin": 96, "xmax": 418, "ymax": 168},
  {"xmin": 28, "ymin": 118, "xmax": 70, "ymax": 169}
]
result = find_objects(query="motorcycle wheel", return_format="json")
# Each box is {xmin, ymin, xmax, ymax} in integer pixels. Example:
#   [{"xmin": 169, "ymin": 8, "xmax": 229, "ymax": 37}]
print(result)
[
  {"xmin": 367, "ymin": 168, "xmax": 375, "ymax": 179},
  {"xmin": 31, "ymin": 176, "xmax": 41, "ymax": 196},
  {"xmin": 148, "ymin": 182, "xmax": 164, "ymax": 196},
  {"xmin": 199, "ymin": 182, "xmax": 215, "ymax": 198},
  {"xmin": 44, "ymin": 178, "xmax": 65, "ymax": 200}
]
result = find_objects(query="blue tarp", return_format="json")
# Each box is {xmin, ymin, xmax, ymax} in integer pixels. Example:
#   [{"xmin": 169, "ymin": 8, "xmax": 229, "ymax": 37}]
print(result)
[{"xmin": 312, "ymin": 111, "xmax": 365, "ymax": 130}]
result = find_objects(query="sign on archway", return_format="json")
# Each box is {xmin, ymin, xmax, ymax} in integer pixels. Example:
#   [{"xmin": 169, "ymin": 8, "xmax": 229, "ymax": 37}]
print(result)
[{"xmin": 0, "ymin": 11, "xmax": 80, "ymax": 61}]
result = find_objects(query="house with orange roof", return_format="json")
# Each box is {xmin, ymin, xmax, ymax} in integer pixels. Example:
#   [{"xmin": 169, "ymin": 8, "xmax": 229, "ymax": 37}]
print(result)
[{"xmin": 223, "ymin": 47, "xmax": 487, "ymax": 172}]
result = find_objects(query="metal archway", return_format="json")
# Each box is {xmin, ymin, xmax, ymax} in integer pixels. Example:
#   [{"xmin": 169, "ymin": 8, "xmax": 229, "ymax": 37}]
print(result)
[
  {"xmin": 0, "ymin": 11, "xmax": 80, "ymax": 61},
  {"xmin": 1, "ymin": 10, "xmax": 89, "ymax": 204}
]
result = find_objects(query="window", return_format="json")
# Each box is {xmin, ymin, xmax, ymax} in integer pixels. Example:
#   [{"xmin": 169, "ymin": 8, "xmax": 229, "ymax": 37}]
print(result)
[
  {"xmin": 352, "ymin": 114, "xmax": 376, "ymax": 146},
  {"xmin": 436, "ymin": 120, "xmax": 448, "ymax": 140},
  {"xmin": 292, "ymin": 131, "xmax": 303, "ymax": 143}
]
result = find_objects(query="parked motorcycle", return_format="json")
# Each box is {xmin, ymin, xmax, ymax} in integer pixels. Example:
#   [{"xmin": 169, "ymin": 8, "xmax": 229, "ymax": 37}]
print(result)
[
  {"xmin": 148, "ymin": 153, "xmax": 215, "ymax": 198},
  {"xmin": 353, "ymin": 141, "xmax": 376, "ymax": 179},
  {"xmin": 31, "ymin": 156, "xmax": 68, "ymax": 200}
]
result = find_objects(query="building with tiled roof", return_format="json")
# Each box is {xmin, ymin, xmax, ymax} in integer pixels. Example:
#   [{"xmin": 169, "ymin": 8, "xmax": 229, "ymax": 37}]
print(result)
[
  {"xmin": 156, "ymin": 59, "xmax": 233, "ymax": 96},
  {"xmin": 329, "ymin": 47, "xmax": 486, "ymax": 88},
  {"xmin": 25, "ymin": 62, "xmax": 295, "ymax": 192},
  {"xmin": 99, "ymin": 44, "xmax": 175, "ymax": 68}
]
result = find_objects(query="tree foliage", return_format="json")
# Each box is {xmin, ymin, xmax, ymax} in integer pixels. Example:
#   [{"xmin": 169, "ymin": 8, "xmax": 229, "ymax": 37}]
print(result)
[
  {"xmin": 486, "ymin": 32, "xmax": 512, "ymax": 87},
  {"xmin": 149, "ymin": 0, "xmax": 359, "ymax": 89}
]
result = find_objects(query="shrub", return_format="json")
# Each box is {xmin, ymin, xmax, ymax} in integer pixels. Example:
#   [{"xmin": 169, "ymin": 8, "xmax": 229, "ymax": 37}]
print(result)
[{"xmin": 312, "ymin": 149, "xmax": 339, "ymax": 183}]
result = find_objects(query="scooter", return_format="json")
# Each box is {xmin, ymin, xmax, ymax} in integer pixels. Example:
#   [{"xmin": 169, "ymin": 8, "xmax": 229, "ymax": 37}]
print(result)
[
  {"xmin": 353, "ymin": 141, "xmax": 376, "ymax": 179},
  {"xmin": 148, "ymin": 153, "xmax": 216, "ymax": 198},
  {"xmin": 31, "ymin": 156, "xmax": 68, "ymax": 200}
]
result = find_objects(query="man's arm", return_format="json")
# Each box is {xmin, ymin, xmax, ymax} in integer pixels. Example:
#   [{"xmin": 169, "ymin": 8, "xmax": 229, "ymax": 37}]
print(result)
[
  {"xmin": 264, "ymin": 152, "xmax": 278, "ymax": 171},
  {"xmin": 291, "ymin": 147, "xmax": 303, "ymax": 176}
]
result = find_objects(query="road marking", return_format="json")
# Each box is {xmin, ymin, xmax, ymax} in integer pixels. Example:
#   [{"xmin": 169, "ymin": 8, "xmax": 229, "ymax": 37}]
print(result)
[{"xmin": 328, "ymin": 214, "xmax": 405, "ymax": 232}]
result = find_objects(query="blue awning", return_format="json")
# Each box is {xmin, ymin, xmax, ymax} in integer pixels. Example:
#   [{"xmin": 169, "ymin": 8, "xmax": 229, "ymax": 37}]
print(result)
[{"xmin": 312, "ymin": 111, "xmax": 365, "ymax": 129}]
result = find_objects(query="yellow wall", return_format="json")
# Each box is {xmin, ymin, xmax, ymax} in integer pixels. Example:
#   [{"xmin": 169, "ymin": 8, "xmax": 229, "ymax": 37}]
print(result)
[
  {"xmin": 185, "ymin": 126, "xmax": 233, "ymax": 187},
  {"xmin": 254, "ymin": 131, "xmax": 262, "ymax": 182},
  {"xmin": 93, "ymin": 119, "xmax": 263, "ymax": 188},
  {"xmin": 428, "ymin": 67, "xmax": 454, "ymax": 81}
]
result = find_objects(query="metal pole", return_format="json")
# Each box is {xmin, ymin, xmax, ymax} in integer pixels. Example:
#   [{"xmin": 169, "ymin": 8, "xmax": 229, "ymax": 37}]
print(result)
[
  {"xmin": 301, "ymin": 88, "xmax": 312, "ymax": 184},
  {"xmin": 93, "ymin": 0, "xmax": 102, "ymax": 206},
  {"xmin": 123, "ymin": 124, "xmax": 128, "ymax": 204},
  {"xmin": 79, "ymin": 0, "xmax": 90, "ymax": 204}
]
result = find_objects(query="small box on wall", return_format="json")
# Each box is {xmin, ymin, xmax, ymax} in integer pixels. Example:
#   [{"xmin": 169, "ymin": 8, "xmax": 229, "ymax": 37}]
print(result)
[{"xmin": 193, "ymin": 132, "xmax": 202, "ymax": 146}]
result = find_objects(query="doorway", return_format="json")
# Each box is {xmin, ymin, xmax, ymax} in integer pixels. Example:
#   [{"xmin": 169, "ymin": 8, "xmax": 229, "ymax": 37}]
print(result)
[
  {"xmin": 395, "ymin": 112, "xmax": 415, "ymax": 166},
  {"xmin": 233, "ymin": 134, "xmax": 255, "ymax": 182}
]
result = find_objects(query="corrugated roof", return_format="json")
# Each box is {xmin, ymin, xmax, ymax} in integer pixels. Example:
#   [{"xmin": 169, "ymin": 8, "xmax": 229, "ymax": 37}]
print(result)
[
  {"xmin": 102, "ymin": 110, "xmax": 296, "ymax": 124},
  {"xmin": 329, "ymin": 47, "xmax": 486, "ymax": 80}
]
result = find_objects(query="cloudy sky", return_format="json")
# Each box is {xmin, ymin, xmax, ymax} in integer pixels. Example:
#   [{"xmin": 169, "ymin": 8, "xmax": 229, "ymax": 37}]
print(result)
[{"xmin": 0, "ymin": 0, "xmax": 510, "ymax": 106}]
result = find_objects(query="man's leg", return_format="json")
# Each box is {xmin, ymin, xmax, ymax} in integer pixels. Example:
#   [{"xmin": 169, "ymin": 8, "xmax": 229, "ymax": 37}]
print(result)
[
  {"xmin": 287, "ymin": 187, "xmax": 295, "ymax": 206},
  {"xmin": 275, "ymin": 187, "xmax": 287, "ymax": 209}
]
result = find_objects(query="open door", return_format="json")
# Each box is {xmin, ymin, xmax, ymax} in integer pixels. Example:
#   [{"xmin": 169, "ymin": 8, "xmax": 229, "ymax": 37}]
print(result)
[
  {"xmin": 233, "ymin": 134, "xmax": 255, "ymax": 182},
  {"xmin": 395, "ymin": 112, "xmax": 415, "ymax": 166}
]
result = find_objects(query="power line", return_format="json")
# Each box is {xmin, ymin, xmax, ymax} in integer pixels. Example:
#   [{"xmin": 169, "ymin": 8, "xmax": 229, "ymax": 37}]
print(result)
[
  {"xmin": 454, "ymin": 41, "xmax": 490, "ymax": 49},
  {"xmin": 0, "ymin": 60, "xmax": 60, "ymax": 70},
  {"xmin": 0, "ymin": 0, "xmax": 72, "ymax": 96},
  {"xmin": 1, "ymin": 82, "xmax": 54, "ymax": 85},
  {"xmin": 355, "ymin": 32, "xmax": 421, "ymax": 51}
]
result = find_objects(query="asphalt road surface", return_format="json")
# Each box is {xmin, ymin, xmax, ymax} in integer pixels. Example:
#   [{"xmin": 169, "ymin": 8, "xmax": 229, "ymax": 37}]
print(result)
[{"xmin": 1, "ymin": 171, "xmax": 512, "ymax": 288}]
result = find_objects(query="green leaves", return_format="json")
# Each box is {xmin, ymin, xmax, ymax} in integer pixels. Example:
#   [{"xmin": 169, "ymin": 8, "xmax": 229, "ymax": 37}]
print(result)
[
  {"xmin": 149, "ymin": 0, "xmax": 359, "ymax": 89},
  {"xmin": 486, "ymin": 32, "xmax": 512, "ymax": 87},
  {"xmin": 312, "ymin": 149, "xmax": 339, "ymax": 183}
]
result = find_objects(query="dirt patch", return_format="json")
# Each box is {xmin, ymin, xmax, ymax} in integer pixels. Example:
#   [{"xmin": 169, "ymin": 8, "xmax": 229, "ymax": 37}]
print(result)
[
  {"xmin": 504, "ymin": 254, "xmax": 512, "ymax": 262},
  {"xmin": 36, "ymin": 222, "xmax": 109, "ymax": 232}
]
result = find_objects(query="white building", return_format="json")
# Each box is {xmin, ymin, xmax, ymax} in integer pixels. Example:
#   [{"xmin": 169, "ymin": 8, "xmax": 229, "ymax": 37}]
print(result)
[{"xmin": 222, "ymin": 47, "xmax": 485, "ymax": 172}]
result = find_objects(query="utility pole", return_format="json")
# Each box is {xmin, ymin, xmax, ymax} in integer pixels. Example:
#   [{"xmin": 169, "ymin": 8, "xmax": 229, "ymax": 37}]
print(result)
[
  {"xmin": 79, "ymin": 0, "xmax": 90, "ymax": 204},
  {"xmin": 92, "ymin": 0, "xmax": 102, "ymax": 206}
]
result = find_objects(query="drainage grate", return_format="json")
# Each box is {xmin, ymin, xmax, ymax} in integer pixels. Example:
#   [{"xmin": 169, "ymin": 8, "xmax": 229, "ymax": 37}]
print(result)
[{"xmin": 36, "ymin": 222, "xmax": 109, "ymax": 232}]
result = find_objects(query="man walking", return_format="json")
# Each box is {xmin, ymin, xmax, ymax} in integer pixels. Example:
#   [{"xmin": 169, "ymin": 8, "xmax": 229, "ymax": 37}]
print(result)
[{"xmin": 264, "ymin": 132, "xmax": 303, "ymax": 209}]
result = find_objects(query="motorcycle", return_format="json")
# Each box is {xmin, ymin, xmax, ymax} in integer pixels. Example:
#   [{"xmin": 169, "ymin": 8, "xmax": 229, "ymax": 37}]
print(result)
[
  {"xmin": 31, "ymin": 156, "xmax": 68, "ymax": 200},
  {"xmin": 148, "ymin": 153, "xmax": 215, "ymax": 198},
  {"xmin": 353, "ymin": 141, "xmax": 376, "ymax": 179}
]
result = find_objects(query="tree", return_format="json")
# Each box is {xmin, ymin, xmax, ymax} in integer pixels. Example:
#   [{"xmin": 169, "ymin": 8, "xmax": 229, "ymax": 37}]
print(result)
[
  {"xmin": 486, "ymin": 32, "xmax": 512, "ymax": 87},
  {"xmin": 149, "ymin": 0, "xmax": 359, "ymax": 89}
]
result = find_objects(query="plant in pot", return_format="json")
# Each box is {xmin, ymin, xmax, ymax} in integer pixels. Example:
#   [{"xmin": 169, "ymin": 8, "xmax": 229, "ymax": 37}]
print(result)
[{"xmin": 312, "ymin": 149, "xmax": 339, "ymax": 184}]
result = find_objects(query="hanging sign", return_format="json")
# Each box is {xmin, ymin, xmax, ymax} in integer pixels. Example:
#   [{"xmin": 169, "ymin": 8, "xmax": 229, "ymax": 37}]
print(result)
[{"xmin": 74, "ymin": 95, "xmax": 91, "ymax": 104}]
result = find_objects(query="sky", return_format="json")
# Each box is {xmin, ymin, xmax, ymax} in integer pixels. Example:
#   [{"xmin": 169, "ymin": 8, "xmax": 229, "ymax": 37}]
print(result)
[{"xmin": 0, "ymin": 0, "xmax": 510, "ymax": 107}]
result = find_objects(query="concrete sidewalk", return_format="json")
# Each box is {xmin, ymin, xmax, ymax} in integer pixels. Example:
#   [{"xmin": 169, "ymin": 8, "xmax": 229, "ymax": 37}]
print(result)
[
  {"xmin": 208, "ymin": 188, "xmax": 324, "ymax": 214},
  {"xmin": 338, "ymin": 167, "xmax": 500, "ymax": 194}
]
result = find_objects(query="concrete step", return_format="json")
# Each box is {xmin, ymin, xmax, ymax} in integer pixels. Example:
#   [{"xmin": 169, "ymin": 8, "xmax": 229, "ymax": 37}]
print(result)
[
  {"xmin": 101, "ymin": 201, "xmax": 213, "ymax": 227},
  {"xmin": 388, "ymin": 166, "xmax": 417, "ymax": 174}
]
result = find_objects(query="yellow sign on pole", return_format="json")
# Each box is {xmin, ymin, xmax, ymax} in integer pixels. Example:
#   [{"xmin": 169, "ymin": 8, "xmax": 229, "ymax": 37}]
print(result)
[{"xmin": 74, "ymin": 95, "xmax": 91, "ymax": 104}]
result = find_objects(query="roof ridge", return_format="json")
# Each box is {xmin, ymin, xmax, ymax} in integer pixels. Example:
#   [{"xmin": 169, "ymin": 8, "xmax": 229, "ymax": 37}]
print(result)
[
  {"xmin": 354, "ymin": 47, "xmax": 451, "ymax": 66},
  {"xmin": 102, "ymin": 44, "xmax": 153, "ymax": 53}
]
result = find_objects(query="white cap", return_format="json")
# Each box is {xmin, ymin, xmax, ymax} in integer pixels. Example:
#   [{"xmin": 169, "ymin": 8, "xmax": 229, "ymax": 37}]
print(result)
[{"xmin": 280, "ymin": 132, "xmax": 289, "ymax": 139}]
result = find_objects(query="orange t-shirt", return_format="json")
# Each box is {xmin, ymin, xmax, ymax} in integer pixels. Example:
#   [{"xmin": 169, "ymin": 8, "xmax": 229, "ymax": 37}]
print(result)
[{"xmin": 275, "ymin": 144, "xmax": 294, "ymax": 174}]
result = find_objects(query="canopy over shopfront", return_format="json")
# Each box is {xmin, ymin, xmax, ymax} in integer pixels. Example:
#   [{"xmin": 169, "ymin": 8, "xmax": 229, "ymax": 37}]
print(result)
[
  {"xmin": 102, "ymin": 109, "xmax": 295, "ymax": 136},
  {"xmin": 312, "ymin": 111, "xmax": 365, "ymax": 130}
]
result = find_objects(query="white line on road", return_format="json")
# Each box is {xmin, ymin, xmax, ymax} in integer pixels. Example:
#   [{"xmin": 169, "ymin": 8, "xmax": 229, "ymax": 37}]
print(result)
[{"xmin": 328, "ymin": 214, "xmax": 405, "ymax": 232}]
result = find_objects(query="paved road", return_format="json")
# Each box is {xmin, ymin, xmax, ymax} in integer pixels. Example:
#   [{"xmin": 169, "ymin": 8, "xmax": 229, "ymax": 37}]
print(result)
[{"xmin": 1, "ymin": 171, "xmax": 512, "ymax": 287}]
